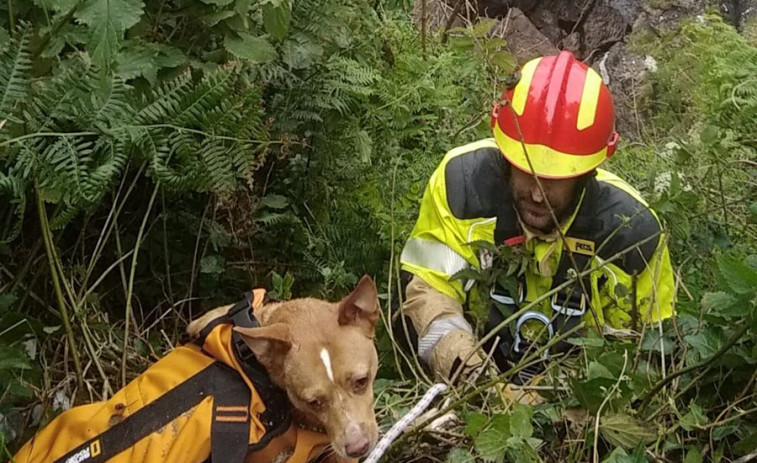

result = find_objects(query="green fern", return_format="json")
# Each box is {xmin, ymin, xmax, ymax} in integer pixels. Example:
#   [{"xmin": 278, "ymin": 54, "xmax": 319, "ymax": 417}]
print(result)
[{"xmin": 0, "ymin": 25, "xmax": 32, "ymax": 121}]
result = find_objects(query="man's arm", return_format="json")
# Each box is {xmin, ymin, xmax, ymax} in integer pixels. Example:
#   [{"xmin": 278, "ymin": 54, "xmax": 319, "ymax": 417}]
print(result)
[{"xmin": 399, "ymin": 143, "xmax": 499, "ymax": 380}]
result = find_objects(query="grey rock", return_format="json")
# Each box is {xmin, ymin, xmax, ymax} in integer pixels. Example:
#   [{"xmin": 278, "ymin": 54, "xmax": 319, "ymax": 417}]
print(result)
[
  {"xmin": 583, "ymin": 4, "xmax": 628, "ymax": 55},
  {"xmin": 490, "ymin": 7, "xmax": 560, "ymax": 64}
]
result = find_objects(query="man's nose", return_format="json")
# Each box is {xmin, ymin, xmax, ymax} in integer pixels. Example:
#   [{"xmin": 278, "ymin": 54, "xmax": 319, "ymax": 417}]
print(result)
[{"xmin": 530, "ymin": 184, "xmax": 544, "ymax": 203}]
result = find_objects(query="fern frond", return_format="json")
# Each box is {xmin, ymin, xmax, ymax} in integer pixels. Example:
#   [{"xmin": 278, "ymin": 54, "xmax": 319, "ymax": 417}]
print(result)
[{"xmin": 0, "ymin": 25, "xmax": 32, "ymax": 118}]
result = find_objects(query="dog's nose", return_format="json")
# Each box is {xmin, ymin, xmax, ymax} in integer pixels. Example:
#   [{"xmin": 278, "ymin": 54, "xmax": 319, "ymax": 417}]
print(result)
[
  {"xmin": 344, "ymin": 423, "xmax": 371, "ymax": 458},
  {"xmin": 345, "ymin": 438, "xmax": 370, "ymax": 458}
]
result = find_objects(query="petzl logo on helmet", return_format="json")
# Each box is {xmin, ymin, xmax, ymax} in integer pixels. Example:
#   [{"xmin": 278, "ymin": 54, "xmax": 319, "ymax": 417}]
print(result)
[{"xmin": 64, "ymin": 440, "xmax": 101, "ymax": 463}]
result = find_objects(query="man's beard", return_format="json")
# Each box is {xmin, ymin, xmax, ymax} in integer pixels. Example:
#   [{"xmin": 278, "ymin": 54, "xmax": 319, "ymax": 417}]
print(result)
[{"xmin": 511, "ymin": 186, "xmax": 583, "ymax": 234}]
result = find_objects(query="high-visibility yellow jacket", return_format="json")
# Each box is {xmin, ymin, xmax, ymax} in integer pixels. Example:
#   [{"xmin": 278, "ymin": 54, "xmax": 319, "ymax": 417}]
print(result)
[
  {"xmin": 12, "ymin": 290, "xmax": 337, "ymax": 463},
  {"xmin": 399, "ymin": 139, "xmax": 675, "ymax": 375}
]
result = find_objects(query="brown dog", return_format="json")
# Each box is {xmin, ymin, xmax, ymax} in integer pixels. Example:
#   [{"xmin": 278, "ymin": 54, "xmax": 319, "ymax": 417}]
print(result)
[{"xmin": 187, "ymin": 275, "xmax": 381, "ymax": 462}]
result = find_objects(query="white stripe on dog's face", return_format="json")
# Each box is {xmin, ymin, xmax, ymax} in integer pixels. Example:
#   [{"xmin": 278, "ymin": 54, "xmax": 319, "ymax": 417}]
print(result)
[{"xmin": 320, "ymin": 348, "xmax": 334, "ymax": 383}]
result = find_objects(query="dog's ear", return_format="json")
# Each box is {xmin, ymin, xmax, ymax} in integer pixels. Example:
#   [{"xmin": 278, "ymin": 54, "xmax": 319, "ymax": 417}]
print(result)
[
  {"xmin": 338, "ymin": 274, "xmax": 380, "ymax": 338},
  {"xmin": 233, "ymin": 324, "xmax": 292, "ymax": 369}
]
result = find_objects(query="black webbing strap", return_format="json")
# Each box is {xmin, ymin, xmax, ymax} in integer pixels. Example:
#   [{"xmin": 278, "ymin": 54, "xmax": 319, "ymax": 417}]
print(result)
[
  {"xmin": 211, "ymin": 363, "xmax": 253, "ymax": 463},
  {"xmin": 228, "ymin": 296, "xmax": 292, "ymax": 451},
  {"xmin": 50, "ymin": 362, "xmax": 248, "ymax": 463}
]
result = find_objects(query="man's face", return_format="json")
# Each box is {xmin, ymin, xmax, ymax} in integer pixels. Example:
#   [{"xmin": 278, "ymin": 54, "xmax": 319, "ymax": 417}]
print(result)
[{"xmin": 509, "ymin": 167, "xmax": 580, "ymax": 234}]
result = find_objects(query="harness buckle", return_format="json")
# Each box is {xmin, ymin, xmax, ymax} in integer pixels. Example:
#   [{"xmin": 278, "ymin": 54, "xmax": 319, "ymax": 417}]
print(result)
[
  {"xmin": 551, "ymin": 290, "xmax": 586, "ymax": 317},
  {"xmin": 512, "ymin": 311, "xmax": 554, "ymax": 358},
  {"xmin": 490, "ymin": 281, "xmax": 524, "ymax": 306}
]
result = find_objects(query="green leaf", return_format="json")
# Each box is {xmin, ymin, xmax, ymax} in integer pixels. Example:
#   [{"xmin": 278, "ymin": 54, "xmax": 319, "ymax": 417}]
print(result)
[
  {"xmin": 700, "ymin": 124, "xmax": 721, "ymax": 145},
  {"xmin": 712, "ymin": 421, "xmax": 739, "ymax": 440},
  {"xmin": 471, "ymin": 18, "xmax": 497, "ymax": 38},
  {"xmin": 749, "ymin": 202, "xmax": 757, "ymax": 223},
  {"xmin": 600, "ymin": 413, "xmax": 656, "ymax": 449},
  {"xmin": 200, "ymin": 0, "xmax": 234, "ymax": 5},
  {"xmin": 263, "ymin": 0, "xmax": 291, "ymax": 41},
  {"xmin": 602, "ymin": 446, "xmax": 646, "ymax": 463},
  {"xmin": 566, "ymin": 336, "xmax": 606, "ymax": 347},
  {"xmin": 200, "ymin": 10, "xmax": 237, "ymax": 27},
  {"xmin": 75, "ymin": 0, "xmax": 145, "ymax": 67},
  {"xmin": 261, "ymin": 194, "xmax": 289, "ymax": 209},
  {"xmin": 474, "ymin": 414, "xmax": 510, "ymax": 462},
  {"xmin": 224, "ymin": 33, "xmax": 277, "ymax": 63},
  {"xmin": 30, "ymin": 0, "xmax": 79, "ymax": 11},
  {"xmin": 683, "ymin": 446, "xmax": 703, "ymax": 463},
  {"xmin": 641, "ymin": 330, "xmax": 675, "ymax": 355},
  {"xmin": 684, "ymin": 330, "xmax": 721, "ymax": 358},
  {"xmin": 464, "ymin": 412, "xmax": 488, "ymax": 437},
  {"xmin": 701, "ymin": 291, "xmax": 738, "ymax": 313},
  {"xmin": 680, "ymin": 404, "xmax": 709, "ymax": 431},
  {"xmin": 718, "ymin": 255, "xmax": 757, "ymax": 295},
  {"xmin": 200, "ymin": 255, "xmax": 225, "ymax": 274},
  {"xmin": 0, "ymin": 294, "xmax": 18, "ymax": 313},
  {"xmin": 447, "ymin": 448, "xmax": 475, "ymax": 463},
  {"xmin": 116, "ymin": 41, "xmax": 186, "ymax": 84},
  {"xmin": 510, "ymin": 404, "xmax": 533, "ymax": 438},
  {"xmin": 588, "ymin": 361, "xmax": 615, "ymax": 380},
  {"xmin": 570, "ymin": 377, "xmax": 616, "ymax": 414},
  {"xmin": 354, "ymin": 129, "xmax": 372, "ymax": 164}
]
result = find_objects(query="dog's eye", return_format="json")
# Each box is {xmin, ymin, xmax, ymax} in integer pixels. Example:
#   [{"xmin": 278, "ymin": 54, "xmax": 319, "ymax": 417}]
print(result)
[
  {"xmin": 353, "ymin": 376, "xmax": 369, "ymax": 392},
  {"xmin": 306, "ymin": 398, "xmax": 325, "ymax": 410}
]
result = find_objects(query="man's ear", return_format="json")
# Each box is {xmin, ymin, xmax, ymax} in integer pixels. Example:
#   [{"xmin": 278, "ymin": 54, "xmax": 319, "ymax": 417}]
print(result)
[
  {"xmin": 233, "ymin": 324, "xmax": 291, "ymax": 370},
  {"xmin": 337, "ymin": 275, "xmax": 380, "ymax": 338}
]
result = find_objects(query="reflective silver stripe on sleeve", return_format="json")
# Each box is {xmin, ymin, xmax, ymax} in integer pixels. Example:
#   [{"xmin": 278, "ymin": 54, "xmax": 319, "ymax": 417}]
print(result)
[
  {"xmin": 400, "ymin": 237, "xmax": 470, "ymax": 277},
  {"xmin": 417, "ymin": 315, "xmax": 473, "ymax": 364}
]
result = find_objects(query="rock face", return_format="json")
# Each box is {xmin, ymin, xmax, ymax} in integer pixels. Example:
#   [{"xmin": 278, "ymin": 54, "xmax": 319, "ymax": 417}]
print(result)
[
  {"xmin": 490, "ymin": 8, "xmax": 559, "ymax": 64},
  {"xmin": 411, "ymin": 0, "xmax": 749, "ymax": 140}
]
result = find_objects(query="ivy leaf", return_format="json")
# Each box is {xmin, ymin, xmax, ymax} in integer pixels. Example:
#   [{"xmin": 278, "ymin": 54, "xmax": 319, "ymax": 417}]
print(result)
[
  {"xmin": 600, "ymin": 413, "xmax": 656, "ymax": 449},
  {"xmin": 718, "ymin": 255, "xmax": 757, "ymax": 295},
  {"xmin": 224, "ymin": 33, "xmax": 277, "ymax": 63},
  {"xmin": 263, "ymin": 0, "xmax": 292, "ymax": 41},
  {"xmin": 75, "ymin": 0, "xmax": 145, "ymax": 67}
]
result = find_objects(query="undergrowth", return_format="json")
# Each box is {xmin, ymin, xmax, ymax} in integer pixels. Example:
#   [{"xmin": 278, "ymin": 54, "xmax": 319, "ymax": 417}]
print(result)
[{"xmin": 0, "ymin": 1, "xmax": 754, "ymax": 462}]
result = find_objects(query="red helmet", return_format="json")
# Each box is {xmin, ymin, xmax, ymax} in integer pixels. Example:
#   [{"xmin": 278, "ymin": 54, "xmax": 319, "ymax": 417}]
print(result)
[{"xmin": 490, "ymin": 51, "xmax": 619, "ymax": 179}]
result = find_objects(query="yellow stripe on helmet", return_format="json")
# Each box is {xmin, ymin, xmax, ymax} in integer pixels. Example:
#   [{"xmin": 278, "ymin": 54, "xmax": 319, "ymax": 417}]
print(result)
[
  {"xmin": 511, "ymin": 58, "xmax": 542, "ymax": 116},
  {"xmin": 492, "ymin": 123, "xmax": 608, "ymax": 178},
  {"xmin": 576, "ymin": 68, "xmax": 603, "ymax": 131}
]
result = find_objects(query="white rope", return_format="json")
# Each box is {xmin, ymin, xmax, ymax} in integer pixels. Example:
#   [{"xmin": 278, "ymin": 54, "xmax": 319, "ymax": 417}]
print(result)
[{"xmin": 363, "ymin": 383, "xmax": 448, "ymax": 463}]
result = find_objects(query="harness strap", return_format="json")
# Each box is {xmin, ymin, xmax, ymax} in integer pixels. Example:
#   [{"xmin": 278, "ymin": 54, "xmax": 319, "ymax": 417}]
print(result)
[
  {"xmin": 194, "ymin": 289, "xmax": 292, "ymax": 452},
  {"xmin": 211, "ymin": 364, "xmax": 253, "ymax": 463},
  {"xmin": 50, "ymin": 363, "xmax": 248, "ymax": 463}
]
